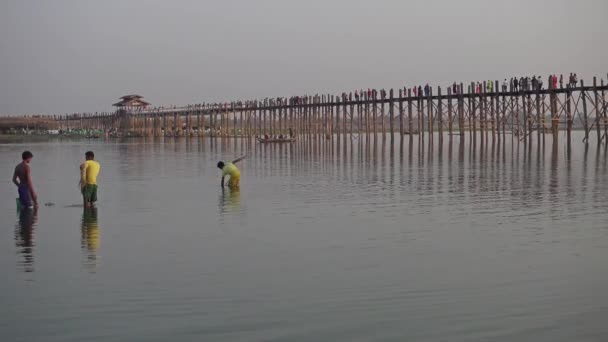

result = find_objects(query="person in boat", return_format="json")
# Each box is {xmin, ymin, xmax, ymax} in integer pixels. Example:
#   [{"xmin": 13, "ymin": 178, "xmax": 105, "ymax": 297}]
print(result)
[
  {"xmin": 279, "ymin": 134, "xmax": 284, "ymax": 140},
  {"xmin": 264, "ymin": 134, "xmax": 269, "ymax": 140},
  {"xmin": 218, "ymin": 155, "xmax": 246, "ymax": 189}
]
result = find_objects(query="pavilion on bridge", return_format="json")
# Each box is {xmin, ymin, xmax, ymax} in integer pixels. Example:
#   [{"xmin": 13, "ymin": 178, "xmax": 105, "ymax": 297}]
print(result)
[{"xmin": 113, "ymin": 95, "xmax": 150, "ymax": 114}]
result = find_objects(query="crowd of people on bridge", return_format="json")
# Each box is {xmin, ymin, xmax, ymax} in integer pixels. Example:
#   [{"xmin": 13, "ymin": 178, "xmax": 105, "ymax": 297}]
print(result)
[
  {"xmin": 43, "ymin": 73, "xmax": 590, "ymax": 125},
  {"xmin": 141, "ymin": 72, "xmax": 583, "ymax": 113},
  {"xmin": 503, "ymin": 73, "xmax": 579, "ymax": 92}
]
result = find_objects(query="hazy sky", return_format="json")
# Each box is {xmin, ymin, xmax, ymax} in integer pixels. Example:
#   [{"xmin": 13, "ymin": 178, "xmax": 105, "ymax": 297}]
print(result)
[{"xmin": 1, "ymin": 0, "xmax": 606, "ymax": 115}]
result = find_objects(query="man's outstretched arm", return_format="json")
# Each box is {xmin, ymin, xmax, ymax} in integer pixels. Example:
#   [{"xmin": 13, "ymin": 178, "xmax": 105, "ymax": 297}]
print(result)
[{"xmin": 232, "ymin": 155, "xmax": 247, "ymax": 164}]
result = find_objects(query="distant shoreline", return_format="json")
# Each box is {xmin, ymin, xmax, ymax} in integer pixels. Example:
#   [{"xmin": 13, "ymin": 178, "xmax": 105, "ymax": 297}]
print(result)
[{"xmin": 0, "ymin": 134, "xmax": 96, "ymax": 144}]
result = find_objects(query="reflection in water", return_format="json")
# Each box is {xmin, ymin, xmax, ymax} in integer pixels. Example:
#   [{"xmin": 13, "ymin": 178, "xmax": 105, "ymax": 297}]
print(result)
[
  {"xmin": 81, "ymin": 207, "xmax": 100, "ymax": 270},
  {"xmin": 15, "ymin": 209, "xmax": 37, "ymax": 273},
  {"xmin": 219, "ymin": 187, "xmax": 241, "ymax": 216}
]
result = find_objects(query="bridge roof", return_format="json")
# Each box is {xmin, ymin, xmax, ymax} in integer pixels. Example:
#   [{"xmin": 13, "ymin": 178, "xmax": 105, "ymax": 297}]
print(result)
[{"xmin": 113, "ymin": 98, "xmax": 150, "ymax": 107}]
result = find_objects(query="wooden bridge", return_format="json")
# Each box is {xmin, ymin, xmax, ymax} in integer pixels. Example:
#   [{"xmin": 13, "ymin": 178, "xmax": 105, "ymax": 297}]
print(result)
[{"xmin": 53, "ymin": 75, "xmax": 608, "ymax": 146}]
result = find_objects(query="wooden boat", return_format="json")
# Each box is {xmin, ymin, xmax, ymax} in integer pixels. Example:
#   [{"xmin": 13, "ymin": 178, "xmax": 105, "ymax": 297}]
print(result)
[{"xmin": 257, "ymin": 137, "xmax": 296, "ymax": 143}]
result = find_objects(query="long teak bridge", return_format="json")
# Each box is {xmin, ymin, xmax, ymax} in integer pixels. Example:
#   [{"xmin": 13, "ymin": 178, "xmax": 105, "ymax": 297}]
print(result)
[{"xmin": 55, "ymin": 75, "xmax": 608, "ymax": 146}]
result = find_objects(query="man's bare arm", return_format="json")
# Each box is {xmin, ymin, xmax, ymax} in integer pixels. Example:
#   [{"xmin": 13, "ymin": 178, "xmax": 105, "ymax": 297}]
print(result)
[
  {"xmin": 25, "ymin": 165, "xmax": 38, "ymax": 206},
  {"xmin": 79, "ymin": 163, "xmax": 86, "ymax": 188},
  {"xmin": 12, "ymin": 168, "xmax": 19, "ymax": 187}
]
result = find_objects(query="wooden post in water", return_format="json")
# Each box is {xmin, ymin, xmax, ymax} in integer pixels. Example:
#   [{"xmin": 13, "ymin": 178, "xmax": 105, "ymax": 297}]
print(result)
[
  {"xmin": 306, "ymin": 96, "xmax": 317, "ymax": 141},
  {"xmin": 471, "ymin": 84, "xmax": 477, "ymax": 142},
  {"xmin": 510, "ymin": 92, "xmax": 519, "ymax": 140},
  {"xmin": 501, "ymin": 90, "xmax": 507, "ymax": 137},
  {"xmin": 364, "ymin": 93, "xmax": 369, "ymax": 140},
  {"xmin": 306, "ymin": 96, "xmax": 311, "ymax": 141},
  {"xmin": 312, "ymin": 96, "xmax": 317, "ymax": 140},
  {"xmin": 490, "ymin": 82, "xmax": 496, "ymax": 142},
  {"xmin": 187, "ymin": 109, "xmax": 191, "ymax": 137},
  {"xmin": 536, "ymin": 86, "xmax": 542, "ymax": 145},
  {"xmin": 241, "ymin": 105, "xmax": 245, "ymax": 138},
  {"xmin": 253, "ymin": 103, "xmax": 258, "ymax": 137},
  {"xmin": 373, "ymin": 93, "xmax": 378, "ymax": 141},
  {"xmin": 211, "ymin": 107, "xmax": 216, "ymax": 138},
  {"xmin": 272, "ymin": 101, "xmax": 277, "ymax": 137},
  {"xmin": 343, "ymin": 94, "xmax": 348, "ymax": 144},
  {"xmin": 551, "ymin": 79, "xmax": 558, "ymax": 143},
  {"xmin": 349, "ymin": 93, "xmax": 354, "ymax": 140},
  {"xmin": 399, "ymin": 89, "xmax": 404, "ymax": 136},
  {"xmin": 381, "ymin": 92, "xmax": 386, "ymax": 139},
  {"xmin": 336, "ymin": 95, "xmax": 341, "ymax": 141},
  {"xmin": 302, "ymin": 99, "xmax": 306, "ymax": 139},
  {"xmin": 358, "ymin": 95, "xmax": 363, "ymax": 138},
  {"xmin": 408, "ymin": 89, "xmax": 413, "ymax": 136},
  {"xmin": 496, "ymin": 81, "xmax": 501, "ymax": 140},
  {"xmin": 319, "ymin": 95, "xmax": 324, "ymax": 140},
  {"xmin": 280, "ymin": 100, "xmax": 284, "ymax": 137},
  {"xmin": 602, "ymin": 79, "xmax": 607, "ymax": 146},
  {"xmin": 428, "ymin": 87, "xmax": 433, "ymax": 141},
  {"xmin": 593, "ymin": 77, "xmax": 601, "ymax": 145},
  {"xmin": 447, "ymin": 88, "xmax": 453, "ymax": 136},
  {"xmin": 581, "ymin": 80, "xmax": 589, "ymax": 144},
  {"xmin": 197, "ymin": 109, "xmax": 201, "ymax": 137},
  {"xmin": 527, "ymin": 93, "xmax": 533, "ymax": 140},
  {"xmin": 438, "ymin": 87, "xmax": 443, "ymax": 141},
  {"xmin": 389, "ymin": 89, "xmax": 395, "ymax": 142},
  {"xmin": 321, "ymin": 95, "xmax": 326, "ymax": 138},
  {"xmin": 299, "ymin": 99, "xmax": 304, "ymax": 139},
  {"xmin": 521, "ymin": 93, "xmax": 527, "ymax": 143},
  {"xmin": 262, "ymin": 100, "xmax": 272, "ymax": 136},
  {"xmin": 418, "ymin": 92, "xmax": 424, "ymax": 141},
  {"xmin": 143, "ymin": 111, "xmax": 148, "ymax": 136},
  {"xmin": 232, "ymin": 103, "xmax": 237, "ymax": 139},
  {"xmin": 566, "ymin": 87, "xmax": 572, "ymax": 146},
  {"xmin": 269, "ymin": 99, "xmax": 273, "ymax": 137},
  {"xmin": 289, "ymin": 100, "xmax": 294, "ymax": 138},
  {"xmin": 459, "ymin": 84, "xmax": 464, "ymax": 136},
  {"xmin": 480, "ymin": 82, "xmax": 486, "ymax": 142}
]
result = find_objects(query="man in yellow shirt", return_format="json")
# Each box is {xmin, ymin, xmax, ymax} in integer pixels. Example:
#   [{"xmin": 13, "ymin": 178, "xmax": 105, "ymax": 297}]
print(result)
[
  {"xmin": 217, "ymin": 155, "xmax": 246, "ymax": 189},
  {"xmin": 80, "ymin": 151, "xmax": 100, "ymax": 208}
]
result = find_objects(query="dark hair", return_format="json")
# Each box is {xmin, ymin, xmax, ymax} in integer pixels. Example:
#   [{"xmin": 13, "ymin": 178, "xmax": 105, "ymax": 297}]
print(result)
[
  {"xmin": 22, "ymin": 151, "xmax": 33, "ymax": 160},
  {"xmin": 85, "ymin": 151, "xmax": 95, "ymax": 159},
  {"xmin": 217, "ymin": 161, "xmax": 225, "ymax": 169}
]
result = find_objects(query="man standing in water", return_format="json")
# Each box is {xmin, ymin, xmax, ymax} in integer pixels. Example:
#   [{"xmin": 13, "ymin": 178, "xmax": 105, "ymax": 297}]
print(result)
[
  {"xmin": 13, "ymin": 151, "xmax": 38, "ymax": 210},
  {"xmin": 217, "ymin": 155, "xmax": 246, "ymax": 189},
  {"xmin": 80, "ymin": 151, "xmax": 100, "ymax": 208}
]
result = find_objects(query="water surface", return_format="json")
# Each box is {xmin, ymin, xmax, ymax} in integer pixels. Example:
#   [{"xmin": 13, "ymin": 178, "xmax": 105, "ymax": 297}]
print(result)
[{"xmin": 1, "ymin": 133, "xmax": 608, "ymax": 341}]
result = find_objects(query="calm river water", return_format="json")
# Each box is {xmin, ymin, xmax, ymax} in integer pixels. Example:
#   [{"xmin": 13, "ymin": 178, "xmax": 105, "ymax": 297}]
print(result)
[{"xmin": 1, "ymin": 133, "xmax": 608, "ymax": 341}]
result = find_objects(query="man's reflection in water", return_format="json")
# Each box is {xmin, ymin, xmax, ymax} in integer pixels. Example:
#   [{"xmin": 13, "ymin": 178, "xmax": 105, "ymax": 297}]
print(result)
[
  {"xmin": 15, "ymin": 209, "xmax": 37, "ymax": 273},
  {"xmin": 81, "ymin": 207, "xmax": 100, "ymax": 270},
  {"xmin": 219, "ymin": 187, "xmax": 241, "ymax": 216}
]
